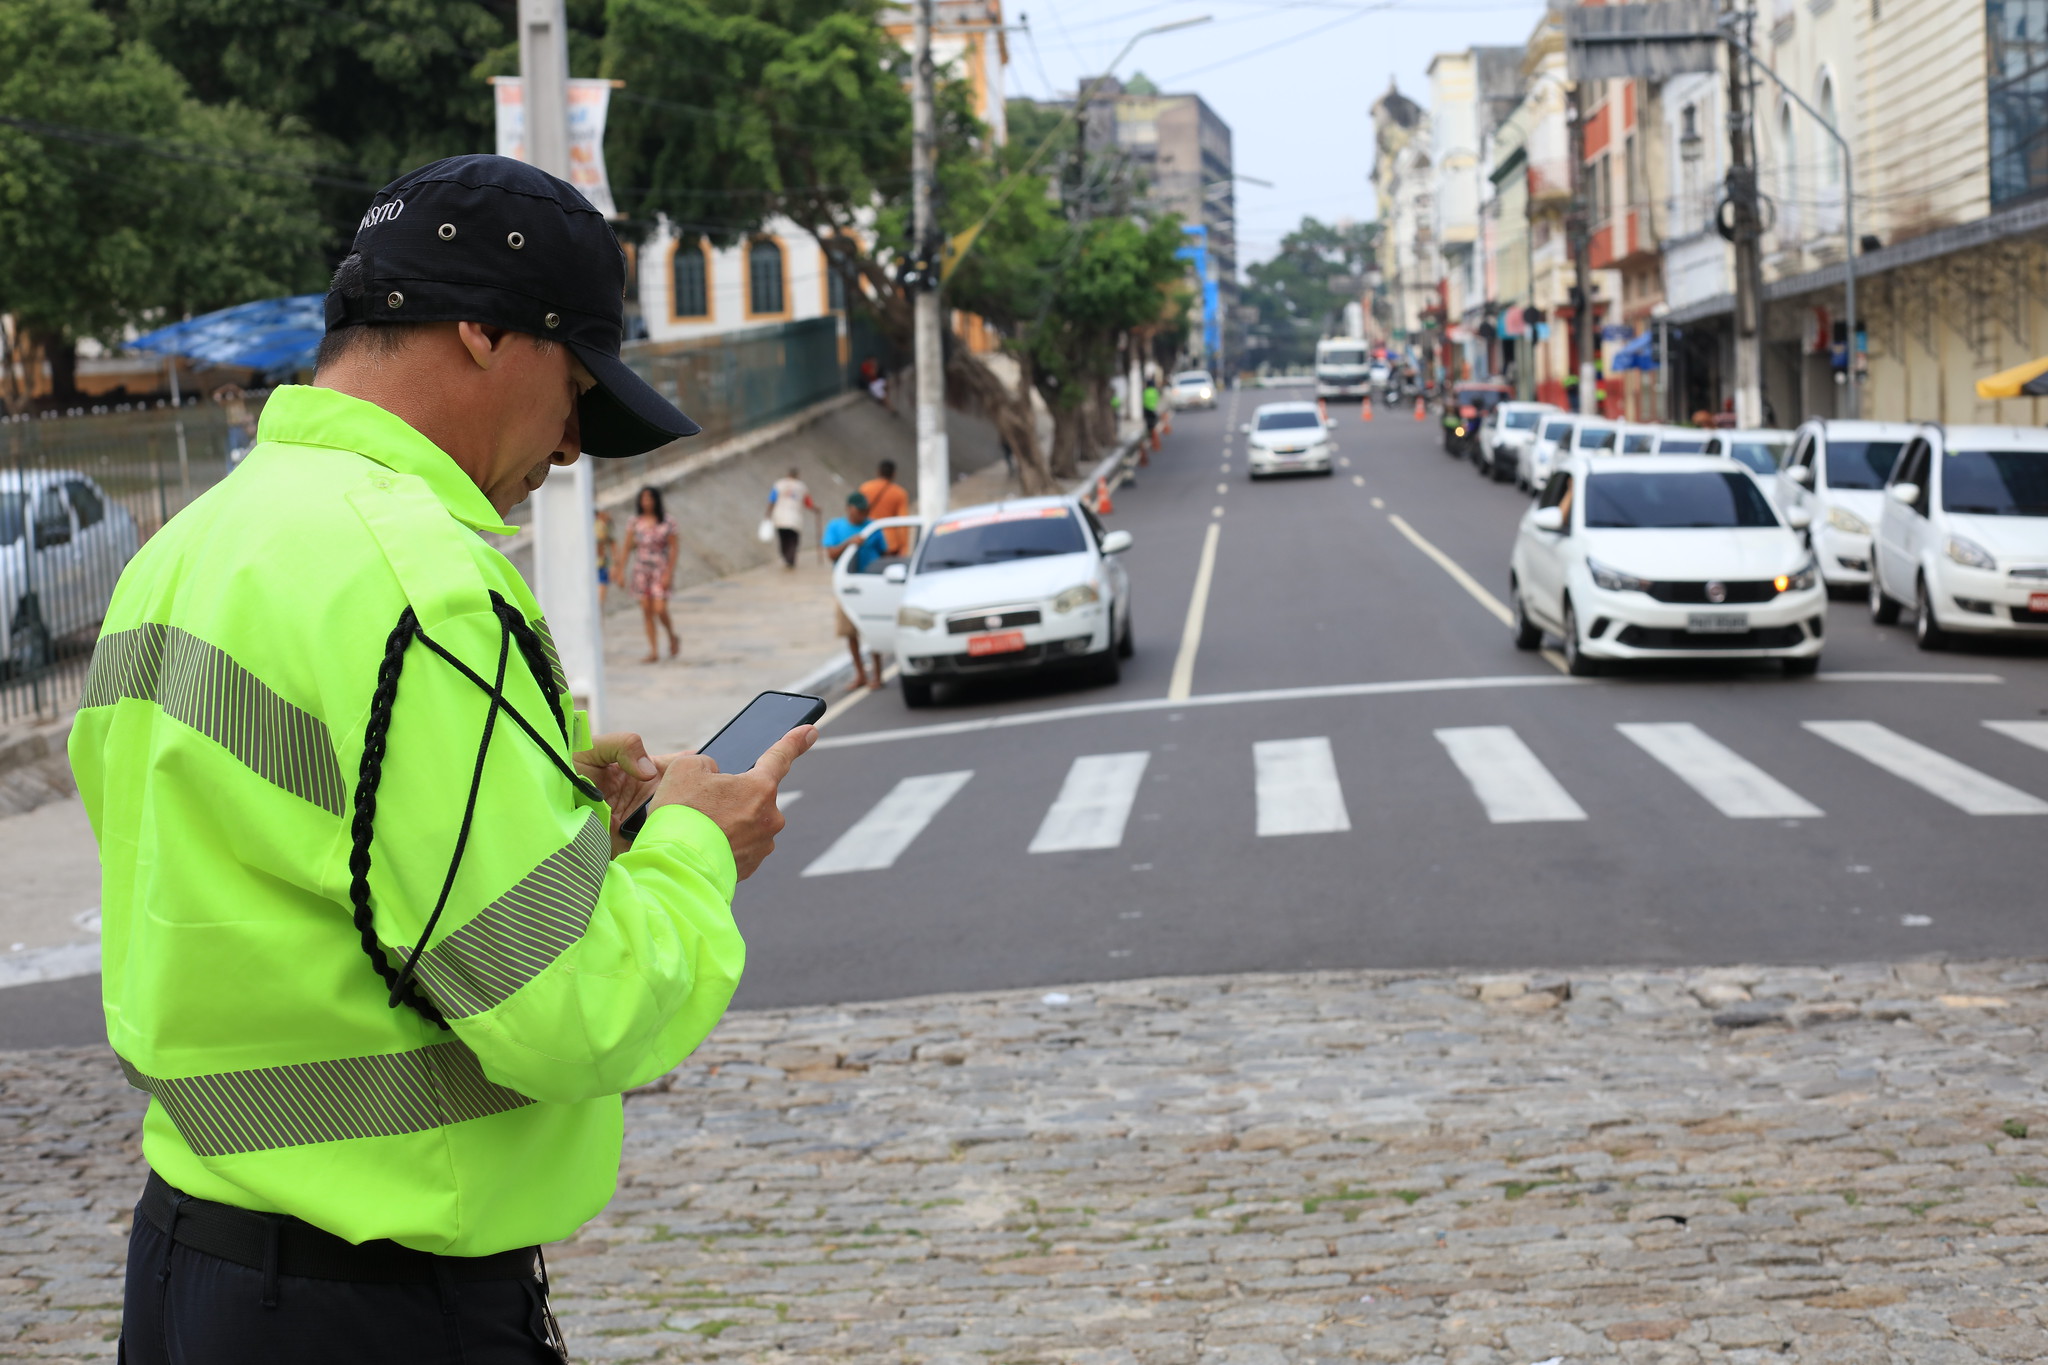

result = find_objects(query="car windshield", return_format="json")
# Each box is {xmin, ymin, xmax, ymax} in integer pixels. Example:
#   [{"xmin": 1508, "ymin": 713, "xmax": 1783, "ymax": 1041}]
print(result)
[
  {"xmin": 1504, "ymin": 410, "xmax": 1540, "ymax": 430},
  {"xmin": 1823, "ymin": 439, "xmax": 1904, "ymax": 490},
  {"xmin": 918, "ymin": 507, "xmax": 1087, "ymax": 570},
  {"xmin": 1541, "ymin": 419, "xmax": 1574, "ymax": 441},
  {"xmin": 1725, "ymin": 440, "xmax": 1786, "ymax": 476},
  {"xmin": 1320, "ymin": 348, "xmax": 1367, "ymax": 367},
  {"xmin": 1257, "ymin": 411, "xmax": 1322, "ymax": 431},
  {"xmin": 1657, "ymin": 436, "xmax": 1708, "ymax": 454},
  {"xmin": 0, "ymin": 493, "xmax": 22, "ymax": 547},
  {"xmin": 1176, "ymin": 373, "xmax": 1210, "ymax": 387},
  {"xmin": 1585, "ymin": 471, "xmax": 1781, "ymax": 528},
  {"xmin": 1576, "ymin": 427, "xmax": 1618, "ymax": 450},
  {"xmin": 1942, "ymin": 449, "xmax": 2048, "ymax": 516},
  {"xmin": 1622, "ymin": 432, "xmax": 1656, "ymax": 453}
]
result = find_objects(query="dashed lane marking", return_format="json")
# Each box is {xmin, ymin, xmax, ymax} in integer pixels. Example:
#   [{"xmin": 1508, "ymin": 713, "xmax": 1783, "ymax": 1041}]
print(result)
[{"xmin": 1168, "ymin": 521, "xmax": 1223, "ymax": 702}]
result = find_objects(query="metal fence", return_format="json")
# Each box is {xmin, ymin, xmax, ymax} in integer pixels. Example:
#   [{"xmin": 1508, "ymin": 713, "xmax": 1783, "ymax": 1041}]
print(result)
[{"xmin": 0, "ymin": 315, "xmax": 863, "ymax": 723}]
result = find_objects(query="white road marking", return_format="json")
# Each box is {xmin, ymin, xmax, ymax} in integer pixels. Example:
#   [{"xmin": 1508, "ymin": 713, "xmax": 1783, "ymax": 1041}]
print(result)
[
  {"xmin": 1351, "ymin": 474, "xmax": 1365, "ymax": 486},
  {"xmin": 1370, "ymin": 496, "xmax": 1385, "ymax": 509},
  {"xmin": 1539, "ymin": 648, "xmax": 1569, "ymax": 674},
  {"xmin": 1436, "ymin": 727, "xmax": 1586, "ymax": 823},
  {"xmin": 1817, "ymin": 671, "xmax": 2002, "ymax": 685},
  {"xmin": 776, "ymin": 790, "xmax": 803, "ymax": 809},
  {"xmin": 1254, "ymin": 737, "xmax": 1352, "ymax": 836},
  {"xmin": 1212, "ymin": 505, "xmax": 1225, "ymax": 518},
  {"xmin": 1985, "ymin": 720, "xmax": 2048, "ymax": 752},
  {"xmin": 816, "ymin": 662, "xmax": 900, "ymax": 728},
  {"xmin": 801, "ymin": 770, "xmax": 975, "ymax": 875},
  {"xmin": 1217, "ymin": 482, "xmax": 1228, "ymax": 494},
  {"xmin": 1168, "ymin": 521, "xmax": 1223, "ymax": 702},
  {"xmin": 1804, "ymin": 721, "xmax": 2048, "ymax": 815},
  {"xmin": 1386, "ymin": 513, "xmax": 1514, "ymax": 626},
  {"xmin": 1616, "ymin": 723, "xmax": 1823, "ymax": 818},
  {"xmin": 1029, "ymin": 752, "xmax": 1151, "ymax": 853},
  {"xmin": 812, "ymin": 669, "xmax": 2000, "ymax": 750}
]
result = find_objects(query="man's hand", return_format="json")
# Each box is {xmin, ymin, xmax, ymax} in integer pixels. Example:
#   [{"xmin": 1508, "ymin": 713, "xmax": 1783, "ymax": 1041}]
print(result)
[
  {"xmin": 574, "ymin": 733, "xmax": 662, "ymax": 838},
  {"xmin": 649, "ymin": 725, "xmax": 818, "ymax": 880}
]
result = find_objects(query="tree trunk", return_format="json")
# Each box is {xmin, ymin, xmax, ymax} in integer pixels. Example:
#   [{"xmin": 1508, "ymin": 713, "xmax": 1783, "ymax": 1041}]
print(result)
[
  {"xmin": 33, "ymin": 330, "xmax": 80, "ymax": 409},
  {"xmin": 1048, "ymin": 401, "xmax": 1084, "ymax": 482},
  {"xmin": 946, "ymin": 347, "xmax": 1055, "ymax": 495}
]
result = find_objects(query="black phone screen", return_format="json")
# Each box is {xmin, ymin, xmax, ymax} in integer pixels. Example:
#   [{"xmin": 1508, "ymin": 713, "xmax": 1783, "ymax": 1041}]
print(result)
[
  {"xmin": 618, "ymin": 691, "xmax": 824, "ymax": 842},
  {"xmin": 699, "ymin": 691, "xmax": 827, "ymax": 774}
]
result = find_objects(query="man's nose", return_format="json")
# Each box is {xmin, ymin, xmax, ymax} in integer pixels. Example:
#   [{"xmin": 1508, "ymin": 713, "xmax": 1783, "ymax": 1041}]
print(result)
[{"xmin": 553, "ymin": 399, "xmax": 584, "ymax": 466}]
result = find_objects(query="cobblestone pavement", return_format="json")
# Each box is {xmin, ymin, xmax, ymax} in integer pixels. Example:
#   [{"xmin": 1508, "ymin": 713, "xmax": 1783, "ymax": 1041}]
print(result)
[{"xmin": 6, "ymin": 959, "xmax": 2048, "ymax": 1362}]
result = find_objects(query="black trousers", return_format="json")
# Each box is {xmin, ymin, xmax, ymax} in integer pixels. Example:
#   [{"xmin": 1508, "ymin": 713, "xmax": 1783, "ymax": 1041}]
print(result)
[
  {"xmin": 775, "ymin": 526, "xmax": 800, "ymax": 566},
  {"xmin": 121, "ymin": 1208, "xmax": 566, "ymax": 1364}
]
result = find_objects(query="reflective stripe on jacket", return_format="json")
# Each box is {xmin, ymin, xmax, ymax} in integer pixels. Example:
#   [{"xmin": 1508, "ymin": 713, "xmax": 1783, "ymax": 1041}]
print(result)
[{"xmin": 69, "ymin": 385, "xmax": 746, "ymax": 1256}]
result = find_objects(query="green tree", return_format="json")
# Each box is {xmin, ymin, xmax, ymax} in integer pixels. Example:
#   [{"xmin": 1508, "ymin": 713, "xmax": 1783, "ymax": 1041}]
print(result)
[
  {"xmin": 1240, "ymin": 216, "xmax": 1378, "ymax": 372},
  {"xmin": 0, "ymin": 0, "xmax": 324, "ymax": 407}
]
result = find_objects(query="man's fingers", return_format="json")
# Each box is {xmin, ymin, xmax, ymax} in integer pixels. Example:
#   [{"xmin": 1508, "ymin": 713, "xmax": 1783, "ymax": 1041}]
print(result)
[
  {"xmin": 750, "ymin": 726, "xmax": 818, "ymax": 785},
  {"xmin": 585, "ymin": 732, "xmax": 658, "ymax": 779}
]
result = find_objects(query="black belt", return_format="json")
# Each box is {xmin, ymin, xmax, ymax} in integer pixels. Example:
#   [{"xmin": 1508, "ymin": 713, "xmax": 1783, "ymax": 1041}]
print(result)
[{"xmin": 139, "ymin": 1170, "xmax": 540, "ymax": 1285}]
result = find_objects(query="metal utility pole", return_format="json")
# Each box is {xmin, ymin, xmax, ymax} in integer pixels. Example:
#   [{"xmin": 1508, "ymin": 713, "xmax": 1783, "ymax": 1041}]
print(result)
[
  {"xmin": 1568, "ymin": 79, "xmax": 1598, "ymax": 415},
  {"xmin": 518, "ymin": 0, "xmax": 607, "ymax": 727},
  {"xmin": 911, "ymin": 0, "xmax": 950, "ymax": 520},
  {"xmin": 1722, "ymin": 4, "xmax": 1765, "ymax": 428}
]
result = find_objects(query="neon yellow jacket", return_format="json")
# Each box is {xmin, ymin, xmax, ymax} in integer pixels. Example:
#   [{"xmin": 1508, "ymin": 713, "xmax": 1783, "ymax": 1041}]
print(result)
[{"xmin": 69, "ymin": 385, "xmax": 745, "ymax": 1255}]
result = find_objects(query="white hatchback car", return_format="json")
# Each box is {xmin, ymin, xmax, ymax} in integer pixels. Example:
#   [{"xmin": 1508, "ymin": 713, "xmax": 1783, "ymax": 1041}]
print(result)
[
  {"xmin": 1649, "ymin": 427, "xmax": 1713, "ymax": 456},
  {"xmin": 1522, "ymin": 412, "xmax": 1582, "ymax": 492},
  {"xmin": 1477, "ymin": 401, "xmax": 1557, "ymax": 482},
  {"xmin": 1509, "ymin": 454, "xmax": 1824, "ymax": 675},
  {"xmin": 840, "ymin": 497, "xmax": 1134, "ymax": 707},
  {"xmin": 1776, "ymin": 419, "xmax": 1916, "ymax": 589},
  {"xmin": 1869, "ymin": 425, "xmax": 2048, "ymax": 649},
  {"xmin": 2, "ymin": 469, "xmax": 140, "ymax": 675},
  {"xmin": 1171, "ymin": 369, "xmax": 1217, "ymax": 409},
  {"xmin": 1242, "ymin": 401, "xmax": 1336, "ymax": 478}
]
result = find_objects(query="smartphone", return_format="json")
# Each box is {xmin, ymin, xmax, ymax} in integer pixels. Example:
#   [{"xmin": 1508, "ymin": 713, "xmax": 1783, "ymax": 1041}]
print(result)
[{"xmin": 618, "ymin": 690, "xmax": 825, "ymax": 841}]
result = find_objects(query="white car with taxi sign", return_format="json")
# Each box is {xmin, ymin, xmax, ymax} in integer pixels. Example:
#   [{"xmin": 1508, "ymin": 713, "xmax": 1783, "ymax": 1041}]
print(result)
[{"xmin": 832, "ymin": 496, "xmax": 1134, "ymax": 707}]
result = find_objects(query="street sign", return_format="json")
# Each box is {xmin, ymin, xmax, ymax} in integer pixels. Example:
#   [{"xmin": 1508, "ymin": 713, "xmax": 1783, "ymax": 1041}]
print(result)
[{"xmin": 1565, "ymin": 1, "xmax": 1719, "ymax": 81}]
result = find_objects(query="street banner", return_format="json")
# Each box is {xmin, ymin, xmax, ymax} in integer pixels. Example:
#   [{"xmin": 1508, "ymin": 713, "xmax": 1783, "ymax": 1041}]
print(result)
[{"xmin": 491, "ymin": 77, "xmax": 619, "ymax": 218}]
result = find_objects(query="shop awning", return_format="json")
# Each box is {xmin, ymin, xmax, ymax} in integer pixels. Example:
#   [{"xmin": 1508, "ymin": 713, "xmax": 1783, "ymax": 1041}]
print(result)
[
  {"xmin": 128, "ymin": 295, "xmax": 325, "ymax": 377},
  {"xmin": 1974, "ymin": 355, "xmax": 2048, "ymax": 400}
]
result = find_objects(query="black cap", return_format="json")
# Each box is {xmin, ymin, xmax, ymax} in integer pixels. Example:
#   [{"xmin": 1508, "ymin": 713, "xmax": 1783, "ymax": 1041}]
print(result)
[{"xmin": 326, "ymin": 154, "xmax": 699, "ymax": 457}]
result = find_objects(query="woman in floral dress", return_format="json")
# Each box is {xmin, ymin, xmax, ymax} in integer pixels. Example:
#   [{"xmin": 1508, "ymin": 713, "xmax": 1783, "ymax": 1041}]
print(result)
[{"xmin": 627, "ymin": 486, "xmax": 680, "ymax": 662}]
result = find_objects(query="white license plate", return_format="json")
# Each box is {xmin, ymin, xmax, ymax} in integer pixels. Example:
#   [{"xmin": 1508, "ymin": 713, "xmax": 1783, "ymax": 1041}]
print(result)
[{"xmin": 1687, "ymin": 612, "xmax": 1750, "ymax": 633}]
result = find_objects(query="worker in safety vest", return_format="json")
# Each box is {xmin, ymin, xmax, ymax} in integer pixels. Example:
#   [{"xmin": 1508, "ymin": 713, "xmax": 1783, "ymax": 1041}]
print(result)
[{"xmin": 70, "ymin": 155, "xmax": 816, "ymax": 1362}]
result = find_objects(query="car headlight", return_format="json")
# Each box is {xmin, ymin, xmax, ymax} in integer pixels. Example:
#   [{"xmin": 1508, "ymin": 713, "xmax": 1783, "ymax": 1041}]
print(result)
[
  {"xmin": 1946, "ymin": 535, "xmax": 1997, "ymax": 571},
  {"xmin": 1052, "ymin": 583, "xmax": 1100, "ymax": 614},
  {"xmin": 1825, "ymin": 505, "xmax": 1871, "ymax": 537},
  {"xmin": 1586, "ymin": 557, "xmax": 1654, "ymax": 593},
  {"xmin": 1776, "ymin": 558, "xmax": 1819, "ymax": 592},
  {"xmin": 897, "ymin": 605, "xmax": 937, "ymax": 630}
]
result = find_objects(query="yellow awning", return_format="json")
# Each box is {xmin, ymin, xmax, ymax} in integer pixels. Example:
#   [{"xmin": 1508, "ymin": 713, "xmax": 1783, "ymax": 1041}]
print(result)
[{"xmin": 1975, "ymin": 355, "xmax": 2048, "ymax": 400}]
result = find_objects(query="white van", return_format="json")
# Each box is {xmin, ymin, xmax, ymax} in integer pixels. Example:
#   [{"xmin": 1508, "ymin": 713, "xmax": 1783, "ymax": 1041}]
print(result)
[{"xmin": 1314, "ymin": 339, "xmax": 1373, "ymax": 400}]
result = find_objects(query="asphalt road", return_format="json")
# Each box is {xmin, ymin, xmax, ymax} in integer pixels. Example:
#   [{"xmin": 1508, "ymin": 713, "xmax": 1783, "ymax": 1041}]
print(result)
[
  {"xmin": 9, "ymin": 393, "xmax": 2048, "ymax": 1048},
  {"xmin": 732, "ymin": 391, "xmax": 2048, "ymax": 1008}
]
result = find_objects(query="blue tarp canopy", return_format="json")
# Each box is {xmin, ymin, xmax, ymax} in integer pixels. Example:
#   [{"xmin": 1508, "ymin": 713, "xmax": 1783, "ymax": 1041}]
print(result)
[
  {"xmin": 128, "ymin": 294, "xmax": 324, "ymax": 376},
  {"xmin": 1610, "ymin": 329, "xmax": 1657, "ymax": 371}
]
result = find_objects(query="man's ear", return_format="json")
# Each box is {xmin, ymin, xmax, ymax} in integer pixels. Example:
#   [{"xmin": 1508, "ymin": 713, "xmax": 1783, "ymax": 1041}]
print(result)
[{"xmin": 456, "ymin": 321, "xmax": 513, "ymax": 371}]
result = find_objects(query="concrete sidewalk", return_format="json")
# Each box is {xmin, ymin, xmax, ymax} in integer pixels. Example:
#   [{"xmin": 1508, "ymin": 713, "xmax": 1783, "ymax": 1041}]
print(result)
[{"xmin": 4, "ymin": 959, "xmax": 2047, "ymax": 1362}]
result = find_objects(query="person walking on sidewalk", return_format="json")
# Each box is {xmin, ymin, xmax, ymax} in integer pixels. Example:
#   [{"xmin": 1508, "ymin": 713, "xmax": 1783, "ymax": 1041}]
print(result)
[
  {"xmin": 823, "ymin": 490, "xmax": 887, "ymax": 689},
  {"xmin": 859, "ymin": 458, "xmax": 910, "ymax": 555},
  {"xmin": 765, "ymin": 467, "xmax": 818, "ymax": 569},
  {"xmin": 594, "ymin": 504, "xmax": 617, "ymax": 608},
  {"xmin": 67, "ymin": 154, "xmax": 816, "ymax": 1364},
  {"xmin": 628, "ymin": 484, "xmax": 680, "ymax": 662}
]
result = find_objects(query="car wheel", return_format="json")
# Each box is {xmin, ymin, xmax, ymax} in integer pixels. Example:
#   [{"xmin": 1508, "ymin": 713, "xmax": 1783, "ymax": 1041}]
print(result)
[
  {"xmin": 1868, "ymin": 571, "xmax": 1901, "ymax": 625},
  {"xmin": 1092, "ymin": 644, "xmax": 1122, "ymax": 686},
  {"xmin": 1914, "ymin": 575, "xmax": 1949, "ymax": 651},
  {"xmin": 901, "ymin": 677, "xmax": 935, "ymax": 708},
  {"xmin": 1782, "ymin": 654, "xmax": 1820, "ymax": 676},
  {"xmin": 5, "ymin": 602, "xmax": 51, "ymax": 677},
  {"xmin": 1511, "ymin": 580, "xmax": 1543, "ymax": 651},
  {"xmin": 1116, "ymin": 609, "xmax": 1134, "ymax": 659},
  {"xmin": 1562, "ymin": 600, "xmax": 1603, "ymax": 676}
]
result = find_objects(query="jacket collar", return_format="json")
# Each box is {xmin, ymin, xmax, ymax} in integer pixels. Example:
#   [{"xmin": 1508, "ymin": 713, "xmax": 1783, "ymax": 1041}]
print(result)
[{"xmin": 256, "ymin": 385, "xmax": 516, "ymax": 535}]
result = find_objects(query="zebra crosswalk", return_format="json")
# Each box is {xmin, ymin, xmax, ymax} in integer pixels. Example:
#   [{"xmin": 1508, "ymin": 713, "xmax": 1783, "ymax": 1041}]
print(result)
[{"xmin": 796, "ymin": 719, "xmax": 2048, "ymax": 876}]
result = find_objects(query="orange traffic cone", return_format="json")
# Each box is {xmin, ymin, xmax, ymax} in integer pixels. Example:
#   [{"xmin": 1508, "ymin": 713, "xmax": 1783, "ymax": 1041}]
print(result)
[
  {"xmin": 1413, "ymin": 396, "xmax": 1426, "ymax": 421},
  {"xmin": 1096, "ymin": 477, "xmax": 1115, "ymax": 515},
  {"xmin": 1317, "ymin": 397, "xmax": 1329, "ymax": 424},
  {"xmin": 1360, "ymin": 396, "xmax": 1374, "ymax": 422}
]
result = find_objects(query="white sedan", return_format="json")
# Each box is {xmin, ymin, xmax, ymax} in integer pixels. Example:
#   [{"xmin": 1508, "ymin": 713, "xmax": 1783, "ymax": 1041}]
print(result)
[
  {"xmin": 835, "ymin": 497, "xmax": 1134, "ymax": 708},
  {"xmin": 1171, "ymin": 369, "xmax": 1217, "ymax": 409},
  {"xmin": 1869, "ymin": 424, "xmax": 2048, "ymax": 648},
  {"xmin": 1242, "ymin": 401, "xmax": 1336, "ymax": 478},
  {"xmin": 2, "ymin": 469, "xmax": 140, "ymax": 676},
  {"xmin": 1509, "ymin": 454, "xmax": 1824, "ymax": 675}
]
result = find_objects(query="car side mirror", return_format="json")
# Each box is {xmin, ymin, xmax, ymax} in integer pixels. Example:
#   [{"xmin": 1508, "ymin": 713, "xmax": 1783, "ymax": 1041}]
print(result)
[
  {"xmin": 1787, "ymin": 464, "xmax": 1813, "ymax": 486},
  {"xmin": 883, "ymin": 562, "xmax": 908, "ymax": 584},
  {"xmin": 1325, "ymin": 418, "xmax": 1338, "ymax": 430},
  {"xmin": 1532, "ymin": 506, "xmax": 1566, "ymax": 533},
  {"xmin": 1099, "ymin": 529, "xmax": 1133, "ymax": 555},
  {"xmin": 1784, "ymin": 505, "xmax": 1813, "ymax": 531},
  {"xmin": 1888, "ymin": 482, "xmax": 1920, "ymax": 507}
]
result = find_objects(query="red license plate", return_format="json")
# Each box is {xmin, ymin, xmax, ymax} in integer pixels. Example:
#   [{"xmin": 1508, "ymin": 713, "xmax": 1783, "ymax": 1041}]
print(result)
[
  {"xmin": 2031, "ymin": 592, "xmax": 2048, "ymax": 613},
  {"xmin": 966, "ymin": 630, "xmax": 1027, "ymax": 657}
]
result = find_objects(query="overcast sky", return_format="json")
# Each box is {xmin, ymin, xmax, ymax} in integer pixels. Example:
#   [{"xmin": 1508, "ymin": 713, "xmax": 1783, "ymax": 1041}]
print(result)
[{"xmin": 1005, "ymin": 0, "xmax": 1554, "ymax": 273}]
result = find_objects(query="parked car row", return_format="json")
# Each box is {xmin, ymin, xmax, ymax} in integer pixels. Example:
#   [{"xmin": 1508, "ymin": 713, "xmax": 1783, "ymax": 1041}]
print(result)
[
  {"xmin": 2, "ymin": 469, "xmax": 140, "ymax": 678},
  {"xmin": 1471, "ymin": 404, "xmax": 1795, "ymax": 491}
]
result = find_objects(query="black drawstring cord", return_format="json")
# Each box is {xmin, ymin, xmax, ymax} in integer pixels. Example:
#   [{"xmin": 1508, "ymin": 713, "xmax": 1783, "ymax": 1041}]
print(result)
[{"xmin": 349, "ymin": 597, "xmax": 600, "ymax": 1028}]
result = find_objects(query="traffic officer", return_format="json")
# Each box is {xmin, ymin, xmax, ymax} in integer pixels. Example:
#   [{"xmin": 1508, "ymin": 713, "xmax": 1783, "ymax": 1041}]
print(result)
[{"xmin": 69, "ymin": 155, "xmax": 814, "ymax": 1362}]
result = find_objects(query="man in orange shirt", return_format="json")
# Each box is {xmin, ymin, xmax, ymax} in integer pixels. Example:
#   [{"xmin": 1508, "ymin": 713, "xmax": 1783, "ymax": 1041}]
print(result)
[{"xmin": 860, "ymin": 458, "xmax": 911, "ymax": 555}]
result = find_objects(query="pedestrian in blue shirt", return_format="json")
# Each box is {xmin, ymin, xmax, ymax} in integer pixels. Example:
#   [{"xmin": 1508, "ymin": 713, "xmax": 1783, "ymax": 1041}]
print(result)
[{"xmin": 823, "ymin": 491, "xmax": 889, "ymax": 688}]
